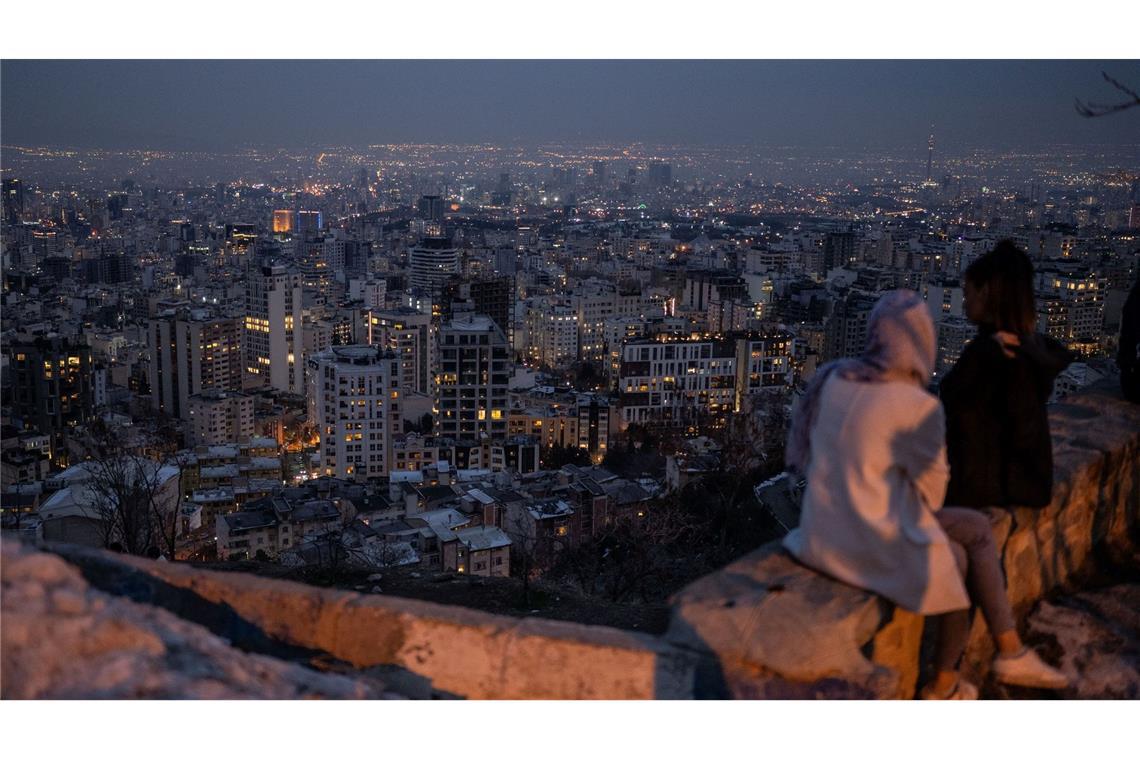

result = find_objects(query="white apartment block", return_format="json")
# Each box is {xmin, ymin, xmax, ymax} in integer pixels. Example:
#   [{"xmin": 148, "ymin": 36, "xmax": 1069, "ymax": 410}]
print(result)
[
  {"xmin": 523, "ymin": 297, "xmax": 579, "ymax": 368},
  {"xmin": 245, "ymin": 264, "xmax": 304, "ymax": 396},
  {"xmin": 308, "ymin": 345, "xmax": 402, "ymax": 482},
  {"xmin": 186, "ymin": 390, "xmax": 254, "ymax": 447}
]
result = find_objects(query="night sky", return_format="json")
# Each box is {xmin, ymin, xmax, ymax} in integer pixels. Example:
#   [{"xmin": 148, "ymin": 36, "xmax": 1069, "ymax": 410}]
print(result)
[{"xmin": 3, "ymin": 60, "xmax": 1139, "ymax": 151}]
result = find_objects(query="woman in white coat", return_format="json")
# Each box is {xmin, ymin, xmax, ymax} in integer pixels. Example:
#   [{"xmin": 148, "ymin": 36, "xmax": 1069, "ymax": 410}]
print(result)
[{"xmin": 783, "ymin": 290, "xmax": 1068, "ymax": 699}]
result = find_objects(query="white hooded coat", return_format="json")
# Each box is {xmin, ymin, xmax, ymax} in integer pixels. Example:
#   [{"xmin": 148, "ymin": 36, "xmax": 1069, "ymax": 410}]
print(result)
[{"xmin": 783, "ymin": 291, "xmax": 970, "ymax": 614}]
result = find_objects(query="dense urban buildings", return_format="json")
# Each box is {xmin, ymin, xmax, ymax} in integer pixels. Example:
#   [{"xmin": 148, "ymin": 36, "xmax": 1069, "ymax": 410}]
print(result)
[{"xmin": 1, "ymin": 128, "xmax": 1136, "ymax": 614}]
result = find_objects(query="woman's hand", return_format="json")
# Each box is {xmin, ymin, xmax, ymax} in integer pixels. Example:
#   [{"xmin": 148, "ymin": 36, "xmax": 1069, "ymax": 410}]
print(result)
[{"xmin": 992, "ymin": 331, "xmax": 1021, "ymax": 359}]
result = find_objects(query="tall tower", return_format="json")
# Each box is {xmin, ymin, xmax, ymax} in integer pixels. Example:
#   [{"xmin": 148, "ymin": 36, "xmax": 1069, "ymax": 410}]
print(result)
[
  {"xmin": 245, "ymin": 264, "xmax": 304, "ymax": 395},
  {"xmin": 436, "ymin": 315, "xmax": 510, "ymax": 442},
  {"xmin": 926, "ymin": 130, "xmax": 935, "ymax": 182}
]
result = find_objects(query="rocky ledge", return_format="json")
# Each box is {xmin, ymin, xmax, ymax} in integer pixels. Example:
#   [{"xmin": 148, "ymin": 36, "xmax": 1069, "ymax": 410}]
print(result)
[
  {"xmin": 1, "ymin": 539, "xmax": 408, "ymax": 699},
  {"xmin": 1024, "ymin": 584, "xmax": 1140, "ymax": 700}
]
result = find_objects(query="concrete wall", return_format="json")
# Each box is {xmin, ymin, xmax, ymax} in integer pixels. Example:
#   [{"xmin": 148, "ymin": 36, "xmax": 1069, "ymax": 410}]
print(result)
[{"xmin": 46, "ymin": 541, "xmax": 698, "ymax": 700}]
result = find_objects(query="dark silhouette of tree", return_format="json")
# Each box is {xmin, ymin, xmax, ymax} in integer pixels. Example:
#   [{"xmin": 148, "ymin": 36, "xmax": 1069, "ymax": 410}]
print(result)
[
  {"xmin": 1075, "ymin": 72, "xmax": 1140, "ymax": 118},
  {"xmin": 507, "ymin": 508, "xmax": 540, "ymax": 608},
  {"xmin": 80, "ymin": 418, "xmax": 181, "ymax": 557},
  {"xmin": 549, "ymin": 493, "xmax": 704, "ymax": 603},
  {"xmin": 541, "ymin": 442, "xmax": 592, "ymax": 470}
]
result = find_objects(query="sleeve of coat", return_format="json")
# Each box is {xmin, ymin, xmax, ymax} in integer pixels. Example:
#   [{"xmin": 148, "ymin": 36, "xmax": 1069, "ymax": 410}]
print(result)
[{"xmin": 898, "ymin": 399, "xmax": 951, "ymax": 513}]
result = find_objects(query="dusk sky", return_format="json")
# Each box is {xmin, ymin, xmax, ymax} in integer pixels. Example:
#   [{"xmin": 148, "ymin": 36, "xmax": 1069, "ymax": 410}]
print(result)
[{"xmin": 3, "ymin": 60, "xmax": 1139, "ymax": 151}]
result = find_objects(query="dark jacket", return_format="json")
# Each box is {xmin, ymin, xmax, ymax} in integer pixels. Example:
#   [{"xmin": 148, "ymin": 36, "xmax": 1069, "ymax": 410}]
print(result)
[{"xmin": 940, "ymin": 327, "xmax": 1073, "ymax": 508}]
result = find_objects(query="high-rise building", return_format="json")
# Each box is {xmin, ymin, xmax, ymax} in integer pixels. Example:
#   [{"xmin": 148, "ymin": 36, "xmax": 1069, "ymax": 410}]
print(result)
[
  {"xmin": 225, "ymin": 223, "xmax": 257, "ymax": 255},
  {"xmin": 295, "ymin": 210, "xmax": 323, "ymax": 236},
  {"xmin": 733, "ymin": 332, "xmax": 795, "ymax": 411},
  {"xmin": 572, "ymin": 282, "xmax": 616, "ymax": 362},
  {"xmin": 926, "ymin": 132, "xmax": 935, "ymax": 182},
  {"xmin": 409, "ymin": 236, "xmax": 460, "ymax": 296},
  {"xmin": 308, "ymin": 345, "xmax": 401, "ymax": 481},
  {"xmin": 823, "ymin": 231, "xmax": 857, "ymax": 271},
  {"xmin": 297, "ymin": 235, "xmax": 345, "ymax": 299},
  {"xmin": 923, "ymin": 279, "xmax": 965, "ymax": 322},
  {"xmin": 618, "ymin": 337, "xmax": 737, "ymax": 428},
  {"xmin": 245, "ymin": 265, "xmax": 304, "ymax": 395},
  {"xmin": 272, "ymin": 210, "xmax": 294, "ymax": 235},
  {"xmin": 575, "ymin": 395, "xmax": 611, "ymax": 464},
  {"xmin": 592, "ymin": 161, "xmax": 607, "ymax": 186},
  {"xmin": 682, "ymin": 270, "xmax": 749, "ymax": 312},
  {"xmin": 440, "ymin": 274, "xmax": 515, "ymax": 340},
  {"xmin": 365, "ymin": 307, "xmax": 435, "ymax": 397},
  {"xmin": 148, "ymin": 308, "xmax": 244, "ymax": 420},
  {"xmin": 935, "ymin": 317, "xmax": 975, "ymax": 380},
  {"xmin": 436, "ymin": 315, "xmax": 510, "ymax": 441},
  {"xmin": 1036, "ymin": 269, "xmax": 1105, "ymax": 348},
  {"xmin": 824, "ymin": 291, "xmax": 877, "ymax": 362},
  {"xmin": 186, "ymin": 390, "xmax": 255, "ymax": 447},
  {"xmin": 2, "ymin": 178, "xmax": 23, "ymax": 225},
  {"xmin": 4, "ymin": 335, "xmax": 95, "ymax": 466},
  {"xmin": 523, "ymin": 297, "xmax": 580, "ymax": 368},
  {"xmin": 417, "ymin": 195, "xmax": 444, "ymax": 226},
  {"xmin": 106, "ymin": 193, "xmax": 130, "ymax": 221}
]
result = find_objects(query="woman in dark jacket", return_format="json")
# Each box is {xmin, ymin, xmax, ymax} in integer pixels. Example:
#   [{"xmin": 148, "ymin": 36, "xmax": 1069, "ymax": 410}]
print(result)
[{"xmin": 940, "ymin": 241, "xmax": 1073, "ymax": 509}]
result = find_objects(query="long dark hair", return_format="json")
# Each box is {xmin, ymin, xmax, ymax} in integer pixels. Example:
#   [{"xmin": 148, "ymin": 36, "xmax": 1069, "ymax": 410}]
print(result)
[{"xmin": 964, "ymin": 239, "xmax": 1037, "ymax": 334}]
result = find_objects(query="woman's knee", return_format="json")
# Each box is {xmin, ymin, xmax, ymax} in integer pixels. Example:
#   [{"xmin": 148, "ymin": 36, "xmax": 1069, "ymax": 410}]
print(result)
[
  {"xmin": 949, "ymin": 540, "xmax": 968, "ymax": 576},
  {"xmin": 950, "ymin": 510, "xmax": 996, "ymax": 552}
]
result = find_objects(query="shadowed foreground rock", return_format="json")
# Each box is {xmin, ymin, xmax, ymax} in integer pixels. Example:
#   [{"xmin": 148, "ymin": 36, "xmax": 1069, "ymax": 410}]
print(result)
[
  {"xmin": 1025, "ymin": 585, "xmax": 1140, "ymax": 699},
  {"xmin": 0, "ymin": 539, "xmax": 398, "ymax": 699},
  {"xmin": 6, "ymin": 538, "xmax": 699, "ymax": 699}
]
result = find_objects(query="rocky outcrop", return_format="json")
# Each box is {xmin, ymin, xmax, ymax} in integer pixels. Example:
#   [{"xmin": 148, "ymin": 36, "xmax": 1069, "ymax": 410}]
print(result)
[
  {"xmin": 1024, "ymin": 585, "xmax": 1140, "ymax": 699},
  {"xmin": 666, "ymin": 383, "xmax": 1140, "ymax": 698},
  {"xmin": 10, "ymin": 539, "xmax": 699, "ymax": 699},
  {"xmin": 0, "ymin": 539, "xmax": 397, "ymax": 699}
]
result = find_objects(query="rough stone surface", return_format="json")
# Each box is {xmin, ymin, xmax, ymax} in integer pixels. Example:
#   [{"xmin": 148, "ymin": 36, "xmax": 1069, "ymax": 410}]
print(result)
[
  {"xmin": 0, "ymin": 539, "xmax": 393, "ymax": 699},
  {"xmin": 666, "ymin": 544, "xmax": 899, "ymax": 698},
  {"xmin": 1023, "ymin": 585, "xmax": 1140, "ymax": 699},
  {"xmin": 869, "ymin": 606, "xmax": 924, "ymax": 700},
  {"xmin": 45, "ymin": 541, "xmax": 699, "ymax": 699}
]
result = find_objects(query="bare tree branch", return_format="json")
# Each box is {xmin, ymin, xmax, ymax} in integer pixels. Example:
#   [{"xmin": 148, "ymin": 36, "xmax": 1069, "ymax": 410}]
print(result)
[{"xmin": 1075, "ymin": 71, "xmax": 1140, "ymax": 118}]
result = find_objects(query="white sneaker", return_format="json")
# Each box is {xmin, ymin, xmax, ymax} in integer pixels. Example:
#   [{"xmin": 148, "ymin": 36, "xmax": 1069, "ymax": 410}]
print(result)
[
  {"xmin": 992, "ymin": 647, "xmax": 1070, "ymax": 690},
  {"xmin": 920, "ymin": 678, "xmax": 979, "ymax": 700}
]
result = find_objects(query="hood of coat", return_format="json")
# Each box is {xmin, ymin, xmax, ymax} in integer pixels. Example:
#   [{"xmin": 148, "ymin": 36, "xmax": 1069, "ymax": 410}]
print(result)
[{"xmin": 862, "ymin": 289, "xmax": 937, "ymax": 385}]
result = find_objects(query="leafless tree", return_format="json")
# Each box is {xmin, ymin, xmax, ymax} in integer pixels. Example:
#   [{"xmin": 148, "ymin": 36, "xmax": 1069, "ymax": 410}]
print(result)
[
  {"xmin": 506, "ymin": 507, "xmax": 541, "ymax": 607},
  {"xmin": 157, "ymin": 448, "xmax": 198, "ymax": 558},
  {"xmin": 1075, "ymin": 72, "xmax": 1140, "ymax": 118},
  {"xmin": 86, "ymin": 453, "xmax": 172, "ymax": 556},
  {"xmin": 78, "ymin": 418, "xmax": 182, "ymax": 557},
  {"xmin": 550, "ymin": 494, "xmax": 699, "ymax": 603}
]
